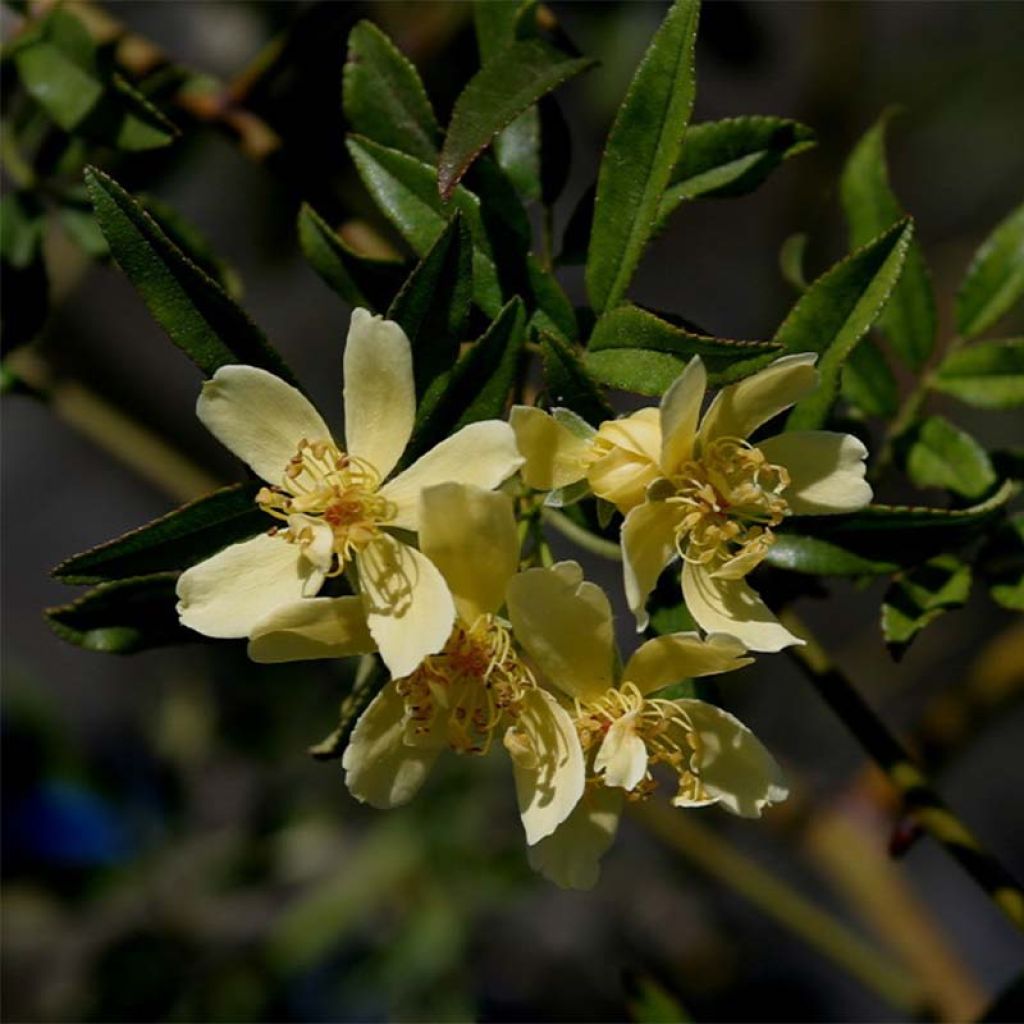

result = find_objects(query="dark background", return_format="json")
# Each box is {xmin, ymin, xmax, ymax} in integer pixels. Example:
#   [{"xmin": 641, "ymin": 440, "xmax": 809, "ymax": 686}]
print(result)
[{"xmin": 3, "ymin": 2, "xmax": 1024, "ymax": 1020}]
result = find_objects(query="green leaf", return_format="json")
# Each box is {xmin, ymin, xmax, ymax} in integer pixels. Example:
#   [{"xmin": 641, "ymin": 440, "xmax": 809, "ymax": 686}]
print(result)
[
  {"xmin": 840, "ymin": 112, "xmax": 936, "ymax": 368},
  {"xmin": 297, "ymin": 203, "xmax": 407, "ymax": 312},
  {"xmin": 387, "ymin": 213, "xmax": 474, "ymax": 397},
  {"xmin": 780, "ymin": 219, "xmax": 914, "ymax": 430},
  {"xmin": 881, "ymin": 556, "xmax": 972, "ymax": 659},
  {"xmin": 980, "ymin": 515, "xmax": 1024, "ymax": 612},
  {"xmin": 956, "ymin": 202, "xmax": 1024, "ymax": 340},
  {"xmin": 585, "ymin": 303, "xmax": 781, "ymax": 394},
  {"xmin": 526, "ymin": 254, "xmax": 577, "ymax": 341},
  {"xmin": 53, "ymin": 483, "xmax": 265, "ymax": 584},
  {"xmin": 46, "ymin": 574, "xmax": 196, "ymax": 654},
  {"xmin": 764, "ymin": 534, "xmax": 900, "ymax": 576},
  {"xmin": 1, "ymin": 191, "xmax": 48, "ymax": 349},
  {"xmin": 347, "ymin": 135, "xmax": 504, "ymax": 315},
  {"xmin": 931, "ymin": 338, "xmax": 1024, "ymax": 409},
  {"xmin": 405, "ymin": 298, "xmax": 526, "ymax": 463},
  {"xmin": 438, "ymin": 38, "xmax": 594, "ymax": 199},
  {"xmin": 658, "ymin": 116, "xmax": 815, "ymax": 224},
  {"xmin": 85, "ymin": 167, "xmax": 298, "ymax": 385},
  {"xmin": 540, "ymin": 332, "xmax": 613, "ymax": 425},
  {"xmin": 0, "ymin": 191, "xmax": 46, "ymax": 269},
  {"xmin": 342, "ymin": 20, "xmax": 440, "ymax": 163},
  {"xmin": 841, "ymin": 337, "xmax": 899, "ymax": 418},
  {"xmin": 12, "ymin": 8, "xmax": 177, "ymax": 151},
  {"xmin": 779, "ymin": 232, "xmax": 809, "ymax": 292},
  {"xmin": 906, "ymin": 415, "xmax": 997, "ymax": 499},
  {"xmin": 586, "ymin": 0, "xmax": 700, "ymax": 313}
]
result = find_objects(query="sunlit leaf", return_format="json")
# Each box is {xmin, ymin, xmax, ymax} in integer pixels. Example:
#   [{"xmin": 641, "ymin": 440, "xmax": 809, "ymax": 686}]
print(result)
[
  {"xmin": 882, "ymin": 556, "xmax": 972, "ymax": 659},
  {"xmin": 906, "ymin": 415, "xmax": 997, "ymax": 499},
  {"xmin": 764, "ymin": 534, "xmax": 901, "ymax": 576},
  {"xmin": 956, "ymin": 202, "xmax": 1024, "ymax": 340},
  {"xmin": 931, "ymin": 338, "xmax": 1024, "ymax": 409}
]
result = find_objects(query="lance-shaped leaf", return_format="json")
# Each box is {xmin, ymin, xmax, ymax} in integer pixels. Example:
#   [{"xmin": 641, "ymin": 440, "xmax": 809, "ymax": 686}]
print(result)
[
  {"xmin": 956, "ymin": 202, "xmax": 1024, "ymax": 340},
  {"xmin": 342, "ymin": 20, "xmax": 440, "ymax": 163},
  {"xmin": 585, "ymin": 303, "xmax": 780, "ymax": 394},
  {"xmin": 657, "ymin": 116, "xmax": 815, "ymax": 224},
  {"xmin": 586, "ymin": 0, "xmax": 700, "ymax": 313},
  {"xmin": 526, "ymin": 255, "xmax": 577, "ymax": 341},
  {"xmin": 404, "ymin": 298, "xmax": 526, "ymax": 463},
  {"xmin": 298, "ymin": 203, "xmax": 408, "ymax": 312},
  {"xmin": 882, "ymin": 556, "xmax": 972, "ymax": 660},
  {"xmin": 931, "ymin": 338, "xmax": 1024, "ymax": 409},
  {"xmin": 438, "ymin": 38, "xmax": 594, "ymax": 199},
  {"xmin": 840, "ymin": 112, "xmax": 936, "ymax": 369},
  {"xmin": 85, "ymin": 167, "xmax": 298, "ymax": 385},
  {"xmin": 12, "ymin": 8, "xmax": 177, "ymax": 151},
  {"xmin": 906, "ymin": 415, "xmax": 997, "ymax": 500},
  {"xmin": 540, "ymin": 332, "xmax": 613, "ymax": 425},
  {"xmin": 841, "ymin": 338, "xmax": 899, "ymax": 418},
  {"xmin": 46, "ymin": 574, "xmax": 196, "ymax": 654},
  {"xmin": 764, "ymin": 534, "xmax": 901, "ymax": 576},
  {"xmin": 53, "ymin": 483, "xmax": 266, "ymax": 585},
  {"xmin": 780, "ymin": 219, "xmax": 913, "ymax": 430},
  {"xmin": 387, "ymin": 213, "xmax": 473, "ymax": 397}
]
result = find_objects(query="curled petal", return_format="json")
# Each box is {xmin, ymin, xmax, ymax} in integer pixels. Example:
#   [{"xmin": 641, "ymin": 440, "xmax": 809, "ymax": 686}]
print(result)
[
  {"xmin": 594, "ymin": 713, "xmax": 648, "ymax": 791},
  {"xmin": 586, "ymin": 408, "xmax": 662, "ymax": 512},
  {"xmin": 624, "ymin": 632, "xmax": 751, "ymax": 696},
  {"xmin": 659, "ymin": 356, "xmax": 706, "ymax": 475}
]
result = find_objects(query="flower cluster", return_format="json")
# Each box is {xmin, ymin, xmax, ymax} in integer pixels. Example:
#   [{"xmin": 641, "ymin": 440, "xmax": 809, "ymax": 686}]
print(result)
[{"xmin": 177, "ymin": 308, "xmax": 872, "ymax": 887}]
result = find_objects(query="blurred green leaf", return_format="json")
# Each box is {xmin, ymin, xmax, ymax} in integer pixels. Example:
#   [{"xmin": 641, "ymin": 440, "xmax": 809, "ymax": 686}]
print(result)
[
  {"xmin": 540, "ymin": 332, "xmax": 613, "ymax": 425},
  {"xmin": 882, "ymin": 556, "xmax": 972, "ymax": 659},
  {"xmin": 931, "ymin": 338, "xmax": 1024, "ymax": 409},
  {"xmin": 781, "ymin": 219, "xmax": 913, "ymax": 430},
  {"xmin": 627, "ymin": 973, "xmax": 692, "ymax": 1023},
  {"xmin": 840, "ymin": 112, "xmax": 936, "ymax": 368},
  {"xmin": 841, "ymin": 337, "xmax": 899, "ymax": 417},
  {"xmin": 906, "ymin": 415, "xmax": 997, "ymax": 499},
  {"xmin": 388, "ymin": 213, "xmax": 474, "ymax": 397},
  {"xmin": 585, "ymin": 303, "xmax": 780, "ymax": 394},
  {"xmin": 1, "ymin": 191, "xmax": 49, "ymax": 350},
  {"xmin": 46, "ymin": 573, "xmax": 195, "ymax": 654},
  {"xmin": 779, "ymin": 232, "xmax": 809, "ymax": 292},
  {"xmin": 58, "ymin": 201, "xmax": 110, "ymax": 259},
  {"xmin": 53, "ymin": 483, "xmax": 265, "ymax": 584},
  {"xmin": 956, "ymin": 202, "xmax": 1024, "ymax": 340},
  {"xmin": 586, "ymin": 0, "xmax": 699, "ymax": 312},
  {"xmin": 981, "ymin": 515, "xmax": 1024, "ymax": 611},
  {"xmin": 658, "ymin": 116, "xmax": 815, "ymax": 225},
  {"xmin": 1, "ymin": 191, "xmax": 46, "ymax": 269},
  {"xmin": 342, "ymin": 20, "xmax": 440, "ymax": 163},
  {"xmin": 297, "ymin": 203, "xmax": 408, "ymax": 312},
  {"xmin": 438, "ymin": 38, "xmax": 594, "ymax": 199},
  {"xmin": 85, "ymin": 167, "xmax": 299, "ymax": 385}
]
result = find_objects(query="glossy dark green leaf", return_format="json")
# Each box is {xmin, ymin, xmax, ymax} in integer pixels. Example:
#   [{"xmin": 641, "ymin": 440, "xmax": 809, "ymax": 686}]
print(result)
[
  {"xmin": 540, "ymin": 332, "xmax": 613, "ymax": 425},
  {"xmin": 956, "ymin": 202, "xmax": 1024, "ymax": 340},
  {"xmin": 12, "ymin": 8, "xmax": 177, "ymax": 151},
  {"xmin": 780, "ymin": 219, "xmax": 914, "ymax": 430},
  {"xmin": 840, "ymin": 112, "xmax": 936, "ymax": 369},
  {"xmin": 906, "ymin": 415, "xmax": 997, "ymax": 499},
  {"xmin": 586, "ymin": 0, "xmax": 700, "ymax": 312},
  {"xmin": 46, "ymin": 574, "xmax": 196, "ymax": 654},
  {"xmin": 405, "ymin": 298, "xmax": 526, "ymax": 463},
  {"xmin": 841, "ymin": 337, "xmax": 899, "ymax": 418},
  {"xmin": 763, "ymin": 534, "xmax": 900, "ymax": 576},
  {"xmin": 931, "ymin": 338, "xmax": 1024, "ymax": 409},
  {"xmin": 585, "ymin": 303, "xmax": 780, "ymax": 394},
  {"xmin": 981, "ymin": 515, "xmax": 1024, "ymax": 612},
  {"xmin": 882, "ymin": 556, "xmax": 971, "ymax": 659},
  {"xmin": 85, "ymin": 167, "xmax": 298, "ymax": 385},
  {"xmin": 657, "ymin": 116, "xmax": 815, "ymax": 224},
  {"xmin": 387, "ymin": 213, "xmax": 473, "ymax": 396},
  {"xmin": 558, "ymin": 184, "xmax": 595, "ymax": 266},
  {"xmin": 53, "ymin": 483, "xmax": 265, "ymax": 584},
  {"xmin": 342, "ymin": 20, "xmax": 440, "ymax": 163},
  {"xmin": 438, "ymin": 38, "xmax": 594, "ymax": 199},
  {"xmin": 297, "ymin": 203, "xmax": 408, "ymax": 313}
]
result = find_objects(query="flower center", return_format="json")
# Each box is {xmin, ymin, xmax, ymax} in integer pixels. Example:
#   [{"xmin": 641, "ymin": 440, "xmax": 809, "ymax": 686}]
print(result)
[
  {"xmin": 396, "ymin": 616, "xmax": 537, "ymax": 757},
  {"xmin": 666, "ymin": 437, "xmax": 790, "ymax": 570},
  {"xmin": 256, "ymin": 439, "xmax": 395, "ymax": 572}
]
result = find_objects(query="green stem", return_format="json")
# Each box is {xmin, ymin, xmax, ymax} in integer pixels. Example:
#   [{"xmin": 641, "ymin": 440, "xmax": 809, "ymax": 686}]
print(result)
[{"xmin": 541, "ymin": 508, "xmax": 621, "ymax": 561}]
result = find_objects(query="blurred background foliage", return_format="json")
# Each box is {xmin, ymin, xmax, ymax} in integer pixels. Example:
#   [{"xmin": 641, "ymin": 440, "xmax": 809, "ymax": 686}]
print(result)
[{"xmin": 2, "ymin": 1, "xmax": 1024, "ymax": 1021}]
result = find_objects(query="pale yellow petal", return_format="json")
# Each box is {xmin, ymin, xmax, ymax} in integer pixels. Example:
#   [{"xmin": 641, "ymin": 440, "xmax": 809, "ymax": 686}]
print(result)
[
  {"xmin": 357, "ymin": 534, "xmax": 455, "ymax": 679},
  {"xmin": 660, "ymin": 356, "xmax": 706, "ymax": 474},
  {"xmin": 379, "ymin": 421, "xmax": 523, "ymax": 531},
  {"xmin": 197, "ymin": 366, "xmax": 331, "ymax": 483},
  {"xmin": 698, "ymin": 353, "xmax": 818, "ymax": 447},
  {"xmin": 342, "ymin": 683, "xmax": 439, "ymax": 808},
  {"xmin": 624, "ymin": 633, "xmax": 752, "ymax": 696},
  {"xmin": 247, "ymin": 596, "xmax": 375, "ymax": 663},
  {"xmin": 418, "ymin": 483, "xmax": 518, "ymax": 620},
  {"xmin": 506, "ymin": 689, "xmax": 586, "ymax": 845},
  {"xmin": 594, "ymin": 713, "xmax": 648, "ymax": 790},
  {"xmin": 756, "ymin": 430, "xmax": 872, "ymax": 515},
  {"xmin": 621, "ymin": 500, "xmax": 680, "ymax": 631},
  {"xmin": 527, "ymin": 786, "xmax": 622, "ymax": 891},
  {"xmin": 343, "ymin": 308, "xmax": 415, "ymax": 480},
  {"xmin": 586, "ymin": 408, "xmax": 662, "ymax": 512},
  {"xmin": 674, "ymin": 700, "xmax": 788, "ymax": 817},
  {"xmin": 506, "ymin": 563, "xmax": 615, "ymax": 702},
  {"xmin": 176, "ymin": 533, "xmax": 322, "ymax": 639},
  {"xmin": 682, "ymin": 561, "xmax": 801, "ymax": 653},
  {"xmin": 595, "ymin": 407, "xmax": 661, "ymax": 459},
  {"xmin": 509, "ymin": 405, "xmax": 591, "ymax": 491}
]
